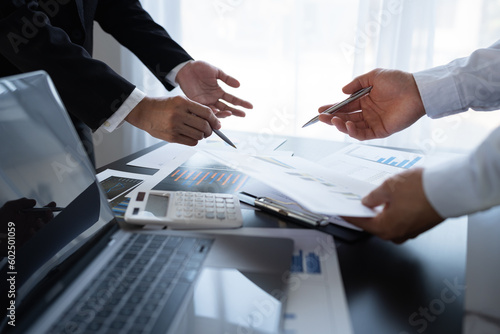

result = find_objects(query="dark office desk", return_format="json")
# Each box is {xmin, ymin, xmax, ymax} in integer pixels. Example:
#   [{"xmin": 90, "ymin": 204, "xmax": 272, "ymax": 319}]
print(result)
[{"xmin": 99, "ymin": 134, "xmax": 468, "ymax": 334}]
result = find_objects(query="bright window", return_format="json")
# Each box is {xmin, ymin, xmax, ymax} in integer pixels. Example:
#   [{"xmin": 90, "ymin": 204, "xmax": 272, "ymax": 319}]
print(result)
[{"xmin": 137, "ymin": 0, "xmax": 500, "ymax": 153}]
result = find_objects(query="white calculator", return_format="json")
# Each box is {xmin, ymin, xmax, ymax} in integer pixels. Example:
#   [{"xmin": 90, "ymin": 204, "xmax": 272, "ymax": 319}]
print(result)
[{"xmin": 124, "ymin": 190, "xmax": 243, "ymax": 229}]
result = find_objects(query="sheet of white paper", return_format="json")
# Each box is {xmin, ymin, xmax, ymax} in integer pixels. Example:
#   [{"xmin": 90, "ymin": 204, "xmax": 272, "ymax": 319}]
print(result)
[
  {"xmin": 126, "ymin": 143, "xmax": 195, "ymax": 169},
  {"xmin": 243, "ymin": 181, "xmax": 363, "ymax": 231},
  {"xmin": 126, "ymin": 137, "xmax": 288, "ymax": 170},
  {"xmin": 201, "ymin": 150, "xmax": 378, "ymax": 217},
  {"xmin": 318, "ymin": 144, "xmax": 426, "ymax": 185},
  {"xmin": 126, "ymin": 150, "xmax": 197, "ymax": 200},
  {"xmin": 195, "ymin": 133, "xmax": 287, "ymax": 155}
]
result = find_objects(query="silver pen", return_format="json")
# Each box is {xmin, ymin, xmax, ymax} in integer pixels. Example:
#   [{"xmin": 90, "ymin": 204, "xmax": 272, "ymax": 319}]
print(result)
[
  {"xmin": 213, "ymin": 128, "xmax": 237, "ymax": 148},
  {"xmin": 302, "ymin": 86, "xmax": 373, "ymax": 128}
]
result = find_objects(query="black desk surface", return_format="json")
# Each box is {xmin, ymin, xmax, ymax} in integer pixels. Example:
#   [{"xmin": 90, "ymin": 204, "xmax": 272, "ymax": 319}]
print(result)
[{"xmin": 98, "ymin": 134, "xmax": 467, "ymax": 334}]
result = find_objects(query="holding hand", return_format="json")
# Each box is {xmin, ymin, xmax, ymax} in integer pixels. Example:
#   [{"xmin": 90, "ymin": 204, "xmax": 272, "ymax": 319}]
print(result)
[
  {"xmin": 176, "ymin": 60, "xmax": 253, "ymax": 118},
  {"xmin": 126, "ymin": 95, "xmax": 221, "ymax": 146},
  {"xmin": 343, "ymin": 168, "xmax": 443, "ymax": 243},
  {"xmin": 318, "ymin": 69, "xmax": 426, "ymax": 140}
]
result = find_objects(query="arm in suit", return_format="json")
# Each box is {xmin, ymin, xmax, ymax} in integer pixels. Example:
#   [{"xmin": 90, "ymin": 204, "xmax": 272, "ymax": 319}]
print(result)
[
  {"xmin": 94, "ymin": 0, "xmax": 253, "ymax": 118},
  {"xmin": 0, "ymin": 0, "xmax": 142, "ymax": 130},
  {"xmin": 0, "ymin": 0, "xmax": 248, "ymax": 146},
  {"xmin": 94, "ymin": 0, "xmax": 193, "ymax": 92}
]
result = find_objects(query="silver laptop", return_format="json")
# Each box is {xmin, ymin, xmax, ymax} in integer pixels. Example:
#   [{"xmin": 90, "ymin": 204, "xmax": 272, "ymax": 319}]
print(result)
[{"xmin": 0, "ymin": 71, "xmax": 294, "ymax": 334}]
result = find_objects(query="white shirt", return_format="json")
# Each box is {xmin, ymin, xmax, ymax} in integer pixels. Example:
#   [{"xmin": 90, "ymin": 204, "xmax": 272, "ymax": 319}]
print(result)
[
  {"xmin": 413, "ymin": 40, "xmax": 500, "ymax": 218},
  {"xmin": 99, "ymin": 61, "xmax": 191, "ymax": 132}
]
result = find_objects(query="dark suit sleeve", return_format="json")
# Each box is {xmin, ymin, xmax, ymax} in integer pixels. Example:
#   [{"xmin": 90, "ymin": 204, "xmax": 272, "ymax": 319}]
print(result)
[
  {"xmin": 0, "ymin": 1, "xmax": 136, "ymax": 131},
  {"xmin": 94, "ymin": 0, "xmax": 193, "ymax": 91}
]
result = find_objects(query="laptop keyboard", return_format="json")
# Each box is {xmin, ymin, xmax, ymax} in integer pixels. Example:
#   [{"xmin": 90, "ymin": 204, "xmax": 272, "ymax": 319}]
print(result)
[{"xmin": 51, "ymin": 233, "xmax": 214, "ymax": 334}]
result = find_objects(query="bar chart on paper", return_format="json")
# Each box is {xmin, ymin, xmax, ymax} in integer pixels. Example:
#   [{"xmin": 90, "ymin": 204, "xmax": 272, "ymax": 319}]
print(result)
[
  {"xmin": 317, "ymin": 144, "xmax": 427, "ymax": 186},
  {"xmin": 344, "ymin": 145, "xmax": 424, "ymax": 169},
  {"xmin": 153, "ymin": 153, "xmax": 252, "ymax": 194}
]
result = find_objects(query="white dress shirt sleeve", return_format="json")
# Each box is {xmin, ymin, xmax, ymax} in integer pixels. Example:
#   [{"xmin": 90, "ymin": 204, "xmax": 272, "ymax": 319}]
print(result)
[
  {"xmin": 99, "ymin": 88, "xmax": 146, "ymax": 132},
  {"xmin": 99, "ymin": 61, "xmax": 191, "ymax": 133},
  {"xmin": 422, "ymin": 127, "xmax": 500, "ymax": 217},
  {"xmin": 412, "ymin": 39, "xmax": 500, "ymax": 218},
  {"xmin": 413, "ymin": 39, "xmax": 500, "ymax": 118},
  {"xmin": 165, "ymin": 60, "xmax": 192, "ymax": 86}
]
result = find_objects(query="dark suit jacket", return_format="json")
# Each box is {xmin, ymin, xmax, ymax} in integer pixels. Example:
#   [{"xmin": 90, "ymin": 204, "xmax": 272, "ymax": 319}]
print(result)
[{"xmin": 0, "ymin": 0, "xmax": 193, "ymax": 131}]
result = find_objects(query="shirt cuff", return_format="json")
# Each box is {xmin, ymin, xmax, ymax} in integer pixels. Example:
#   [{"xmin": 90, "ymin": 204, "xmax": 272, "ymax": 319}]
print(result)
[
  {"xmin": 422, "ymin": 156, "xmax": 472, "ymax": 218},
  {"xmin": 99, "ymin": 88, "xmax": 146, "ymax": 133},
  {"xmin": 165, "ymin": 60, "xmax": 192, "ymax": 86},
  {"xmin": 413, "ymin": 66, "xmax": 465, "ymax": 119}
]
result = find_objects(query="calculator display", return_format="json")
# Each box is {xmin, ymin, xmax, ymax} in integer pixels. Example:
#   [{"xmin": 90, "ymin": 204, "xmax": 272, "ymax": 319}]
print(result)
[{"xmin": 144, "ymin": 194, "xmax": 169, "ymax": 217}]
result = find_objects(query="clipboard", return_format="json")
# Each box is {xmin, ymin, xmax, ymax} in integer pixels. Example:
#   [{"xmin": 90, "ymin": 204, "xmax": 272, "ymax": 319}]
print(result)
[{"xmin": 238, "ymin": 191, "xmax": 368, "ymax": 243}]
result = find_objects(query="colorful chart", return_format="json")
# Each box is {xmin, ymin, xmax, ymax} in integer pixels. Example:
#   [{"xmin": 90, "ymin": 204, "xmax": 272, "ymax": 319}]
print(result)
[
  {"xmin": 290, "ymin": 250, "xmax": 321, "ymax": 274},
  {"xmin": 153, "ymin": 154, "xmax": 252, "ymax": 194},
  {"xmin": 344, "ymin": 145, "xmax": 423, "ymax": 169}
]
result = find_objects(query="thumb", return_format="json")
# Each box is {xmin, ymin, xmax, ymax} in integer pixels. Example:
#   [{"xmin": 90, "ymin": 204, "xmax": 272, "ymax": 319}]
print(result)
[
  {"xmin": 343, "ymin": 70, "xmax": 376, "ymax": 94},
  {"xmin": 188, "ymin": 99, "xmax": 222, "ymax": 130},
  {"xmin": 217, "ymin": 68, "xmax": 240, "ymax": 88},
  {"xmin": 342, "ymin": 79, "xmax": 363, "ymax": 95},
  {"xmin": 362, "ymin": 184, "xmax": 391, "ymax": 208}
]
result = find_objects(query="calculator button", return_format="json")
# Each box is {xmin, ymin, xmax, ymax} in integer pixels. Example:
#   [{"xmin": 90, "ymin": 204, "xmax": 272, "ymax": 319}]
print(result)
[
  {"xmin": 205, "ymin": 212, "xmax": 215, "ymax": 219},
  {"xmin": 216, "ymin": 212, "xmax": 226, "ymax": 219}
]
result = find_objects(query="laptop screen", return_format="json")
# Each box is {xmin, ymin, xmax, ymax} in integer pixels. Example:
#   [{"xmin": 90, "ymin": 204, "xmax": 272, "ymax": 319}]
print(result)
[{"xmin": 0, "ymin": 72, "xmax": 115, "ymax": 324}]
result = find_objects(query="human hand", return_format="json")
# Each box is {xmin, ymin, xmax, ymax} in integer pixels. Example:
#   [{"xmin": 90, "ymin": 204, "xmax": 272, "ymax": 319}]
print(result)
[
  {"xmin": 318, "ymin": 69, "xmax": 426, "ymax": 140},
  {"xmin": 176, "ymin": 60, "xmax": 253, "ymax": 118},
  {"xmin": 126, "ymin": 95, "xmax": 221, "ymax": 146},
  {"xmin": 342, "ymin": 168, "xmax": 444, "ymax": 243},
  {"xmin": 0, "ymin": 198, "xmax": 54, "ymax": 254}
]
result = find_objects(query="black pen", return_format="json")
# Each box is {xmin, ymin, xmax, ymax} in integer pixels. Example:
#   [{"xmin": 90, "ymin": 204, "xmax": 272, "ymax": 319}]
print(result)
[{"xmin": 22, "ymin": 207, "xmax": 64, "ymax": 213}]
